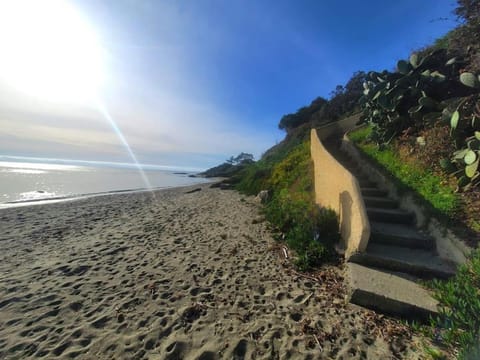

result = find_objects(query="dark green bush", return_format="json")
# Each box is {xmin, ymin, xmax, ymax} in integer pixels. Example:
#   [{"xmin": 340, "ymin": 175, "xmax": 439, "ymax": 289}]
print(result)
[
  {"xmin": 293, "ymin": 239, "xmax": 329, "ymax": 272},
  {"xmin": 266, "ymin": 195, "xmax": 337, "ymax": 272}
]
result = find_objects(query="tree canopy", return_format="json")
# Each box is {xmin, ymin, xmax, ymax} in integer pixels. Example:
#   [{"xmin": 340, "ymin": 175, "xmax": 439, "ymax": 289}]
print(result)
[
  {"xmin": 226, "ymin": 152, "xmax": 254, "ymax": 165},
  {"xmin": 278, "ymin": 71, "xmax": 366, "ymax": 133}
]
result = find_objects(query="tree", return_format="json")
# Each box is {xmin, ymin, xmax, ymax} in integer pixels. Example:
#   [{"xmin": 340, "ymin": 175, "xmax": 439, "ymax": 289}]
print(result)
[
  {"xmin": 225, "ymin": 152, "xmax": 254, "ymax": 165},
  {"xmin": 455, "ymin": 0, "xmax": 480, "ymax": 24},
  {"xmin": 278, "ymin": 97, "xmax": 328, "ymax": 132},
  {"xmin": 233, "ymin": 152, "xmax": 254, "ymax": 165}
]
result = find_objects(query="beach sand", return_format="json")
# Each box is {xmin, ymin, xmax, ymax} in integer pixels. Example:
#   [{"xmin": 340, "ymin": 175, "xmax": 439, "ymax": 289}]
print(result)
[{"xmin": 0, "ymin": 184, "xmax": 426, "ymax": 359}]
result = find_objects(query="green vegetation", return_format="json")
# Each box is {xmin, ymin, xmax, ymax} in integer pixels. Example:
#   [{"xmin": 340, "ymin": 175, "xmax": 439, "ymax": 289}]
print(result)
[
  {"xmin": 235, "ymin": 140, "xmax": 339, "ymax": 271},
  {"xmin": 201, "ymin": 152, "xmax": 254, "ymax": 178},
  {"xmin": 347, "ymin": 125, "xmax": 373, "ymax": 143},
  {"xmin": 360, "ymin": 49, "xmax": 480, "ymax": 189},
  {"xmin": 278, "ymin": 71, "xmax": 367, "ymax": 133},
  {"xmin": 349, "ymin": 126, "xmax": 459, "ymax": 216},
  {"xmin": 233, "ymin": 125, "xmax": 310, "ymax": 195},
  {"xmin": 231, "ymin": 66, "xmax": 370, "ymax": 272},
  {"xmin": 358, "ymin": 0, "xmax": 480, "ymax": 191},
  {"xmin": 217, "ymin": 2, "xmax": 480, "ymax": 354},
  {"xmin": 431, "ymin": 249, "xmax": 480, "ymax": 360},
  {"xmin": 433, "ymin": 0, "xmax": 480, "ymax": 74},
  {"xmin": 348, "ymin": 2, "xmax": 480, "ymax": 357}
]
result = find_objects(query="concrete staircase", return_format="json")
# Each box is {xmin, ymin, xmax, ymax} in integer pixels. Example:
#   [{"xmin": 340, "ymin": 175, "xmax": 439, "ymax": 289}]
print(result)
[{"xmin": 324, "ymin": 139, "xmax": 456, "ymax": 320}]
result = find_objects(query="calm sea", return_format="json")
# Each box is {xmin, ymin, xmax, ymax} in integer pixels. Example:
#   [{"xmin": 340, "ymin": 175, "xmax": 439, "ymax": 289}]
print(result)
[{"xmin": 0, "ymin": 158, "xmax": 210, "ymax": 208}]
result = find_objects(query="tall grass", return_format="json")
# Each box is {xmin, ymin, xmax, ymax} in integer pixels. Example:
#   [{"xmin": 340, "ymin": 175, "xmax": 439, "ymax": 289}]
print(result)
[{"xmin": 349, "ymin": 126, "xmax": 459, "ymax": 216}]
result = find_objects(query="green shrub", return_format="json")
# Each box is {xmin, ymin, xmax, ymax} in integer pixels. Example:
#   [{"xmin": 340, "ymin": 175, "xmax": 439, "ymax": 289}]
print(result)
[
  {"xmin": 236, "ymin": 139, "xmax": 338, "ymax": 271},
  {"xmin": 234, "ymin": 162, "xmax": 272, "ymax": 196},
  {"xmin": 269, "ymin": 141, "xmax": 312, "ymax": 191},
  {"xmin": 262, "ymin": 142, "xmax": 338, "ymax": 271},
  {"xmin": 293, "ymin": 239, "xmax": 328, "ymax": 272},
  {"xmin": 431, "ymin": 249, "xmax": 480, "ymax": 359}
]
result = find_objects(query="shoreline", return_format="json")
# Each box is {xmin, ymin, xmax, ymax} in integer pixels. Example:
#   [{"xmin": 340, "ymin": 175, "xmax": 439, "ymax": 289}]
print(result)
[
  {"xmin": 0, "ymin": 184, "xmax": 424, "ymax": 359},
  {"xmin": 0, "ymin": 180, "xmax": 215, "ymax": 210}
]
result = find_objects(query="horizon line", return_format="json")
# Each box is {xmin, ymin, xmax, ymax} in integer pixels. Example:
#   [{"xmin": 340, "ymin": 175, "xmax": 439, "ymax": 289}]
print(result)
[{"xmin": 0, "ymin": 154, "xmax": 205, "ymax": 173}]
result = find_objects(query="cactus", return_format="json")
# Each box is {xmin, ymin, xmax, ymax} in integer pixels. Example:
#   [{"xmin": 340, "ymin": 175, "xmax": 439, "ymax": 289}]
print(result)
[
  {"xmin": 430, "ymin": 71, "xmax": 446, "ymax": 82},
  {"xmin": 440, "ymin": 158, "xmax": 457, "ymax": 173},
  {"xmin": 446, "ymin": 57, "xmax": 457, "ymax": 65},
  {"xmin": 465, "ymin": 159, "xmax": 479, "ymax": 178},
  {"xmin": 460, "ymin": 72, "xmax": 480, "ymax": 88},
  {"xmin": 410, "ymin": 53, "xmax": 420, "ymax": 68},
  {"xmin": 451, "ymin": 111, "xmax": 460, "ymax": 129},
  {"xmin": 464, "ymin": 150, "xmax": 477, "ymax": 164},
  {"xmin": 458, "ymin": 176, "xmax": 470, "ymax": 187},
  {"xmin": 397, "ymin": 60, "xmax": 411, "ymax": 75},
  {"xmin": 360, "ymin": 48, "xmax": 480, "ymax": 189},
  {"xmin": 418, "ymin": 96, "xmax": 440, "ymax": 110}
]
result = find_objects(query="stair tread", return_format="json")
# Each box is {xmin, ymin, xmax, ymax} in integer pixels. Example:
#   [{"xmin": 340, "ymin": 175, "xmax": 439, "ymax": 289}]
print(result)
[
  {"xmin": 366, "ymin": 207, "xmax": 413, "ymax": 216},
  {"xmin": 358, "ymin": 181, "xmax": 376, "ymax": 187},
  {"xmin": 346, "ymin": 263, "xmax": 438, "ymax": 319},
  {"xmin": 366, "ymin": 207, "xmax": 414, "ymax": 224},
  {"xmin": 363, "ymin": 196, "xmax": 398, "ymax": 208},
  {"xmin": 370, "ymin": 221, "xmax": 431, "ymax": 240},
  {"xmin": 370, "ymin": 221, "xmax": 434, "ymax": 249},
  {"xmin": 361, "ymin": 188, "xmax": 388, "ymax": 196},
  {"xmin": 353, "ymin": 243, "xmax": 456, "ymax": 278}
]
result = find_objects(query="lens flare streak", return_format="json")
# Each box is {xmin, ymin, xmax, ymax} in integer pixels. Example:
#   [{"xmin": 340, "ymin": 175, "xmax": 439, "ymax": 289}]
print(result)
[{"xmin": 96, "ymin": 101, "xmax": 156, "ymax": 198}]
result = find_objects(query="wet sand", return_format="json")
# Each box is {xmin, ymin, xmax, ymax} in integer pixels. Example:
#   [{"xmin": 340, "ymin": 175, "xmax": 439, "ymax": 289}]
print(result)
[{"xmin": 0, "ymin": 184, "xmax": 426, "ymax": 359}]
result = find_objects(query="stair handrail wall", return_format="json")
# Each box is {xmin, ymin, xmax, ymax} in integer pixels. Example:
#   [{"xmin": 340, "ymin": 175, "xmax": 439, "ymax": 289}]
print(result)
[{"xmin": 311, "ymin": 116, "xmax": 370, "ymax": 258}]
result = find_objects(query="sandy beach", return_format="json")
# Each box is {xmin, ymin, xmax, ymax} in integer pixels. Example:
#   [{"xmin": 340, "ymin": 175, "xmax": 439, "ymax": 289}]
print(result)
[{"xmin": 0, "ymin": 184, "xmax": 426, "ymax": 359}]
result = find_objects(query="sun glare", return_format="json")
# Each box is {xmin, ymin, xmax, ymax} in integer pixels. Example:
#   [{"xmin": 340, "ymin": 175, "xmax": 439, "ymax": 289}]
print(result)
[{"xmin": 0, "ymin": 0, "xmax": 105, "ymax": 104}]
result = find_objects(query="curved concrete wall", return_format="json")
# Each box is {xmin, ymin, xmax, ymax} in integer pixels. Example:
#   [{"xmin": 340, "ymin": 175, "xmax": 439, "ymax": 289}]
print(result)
[{"xmin": 310, "ymin": 128, "xmax": 370, "ymax": 258}]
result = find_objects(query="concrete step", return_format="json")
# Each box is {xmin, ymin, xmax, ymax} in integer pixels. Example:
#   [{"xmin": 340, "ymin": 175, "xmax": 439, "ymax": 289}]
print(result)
[
  {"xmin": 346, "ymin": 263, "xmax": 438, "ymax": 320},
  {"xmin": 341, "ymin": 160, "xmax": 358, "ymax": 168},
  {"xmin": 355, "ymin": 172, "xmax": 374, "ymax": 181},
  {"xmin": 370, "ymin": 222, "xmax": 435, "ymax": 250},
  {"xmin": 349, "ymin": 244, "xmax": 456, "ymax": 279},
  {"xmin": 366, "ymin": 207, "xmax": 415, "ymax": 224},
  {"xmin": 363, "ymin": 196, "xmax": 398, "ymax": 209},
  {"xmin": 344, "ymin": 166, "xmax": 362, "ymax": 177},
  {"xmin": 342, "ymin": 161, "xmax": 360, "ymax": 170},
  {"xmin": 361, "ymin": 187, "xmax": 388, "ymax": 197},
  {"xmin": 357, "ymin": 179, "xmax": 376, "ymax": 188}
]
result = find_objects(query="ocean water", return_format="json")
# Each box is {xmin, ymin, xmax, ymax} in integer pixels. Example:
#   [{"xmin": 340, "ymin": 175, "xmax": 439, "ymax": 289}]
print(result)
[{"xmin": 0, "ymin": 159, "xmax": 210, "ymax": 207}]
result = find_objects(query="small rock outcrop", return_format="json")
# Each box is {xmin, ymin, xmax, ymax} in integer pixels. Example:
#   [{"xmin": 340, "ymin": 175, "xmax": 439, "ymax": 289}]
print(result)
[{"xmin": 255, "ymin": 190, "xmax": 269, "ymax": 204}]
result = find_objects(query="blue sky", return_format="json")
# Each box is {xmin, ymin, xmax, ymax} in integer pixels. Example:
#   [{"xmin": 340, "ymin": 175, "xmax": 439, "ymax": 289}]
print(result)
[{"xmin": 0, "ymin": 0, "xmax": 458, "ymax": 170}]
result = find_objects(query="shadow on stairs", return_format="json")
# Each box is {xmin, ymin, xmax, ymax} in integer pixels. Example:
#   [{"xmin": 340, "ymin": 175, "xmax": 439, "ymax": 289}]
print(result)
[{"xmin": 323, "ymin": 137, "xmax": 456, "ymax": 321}]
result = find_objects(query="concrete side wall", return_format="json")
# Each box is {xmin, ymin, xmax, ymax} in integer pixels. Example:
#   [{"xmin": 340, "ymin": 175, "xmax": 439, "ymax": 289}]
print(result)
[{"xmin": 310, "ymin": 128, "xmax": 370, "ymax": 258}]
